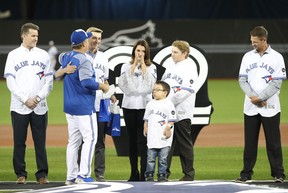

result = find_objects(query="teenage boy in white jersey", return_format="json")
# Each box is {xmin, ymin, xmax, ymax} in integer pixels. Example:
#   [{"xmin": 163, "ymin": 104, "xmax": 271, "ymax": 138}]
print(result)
[
  {"xmin": 4, "ymin": 22, "xmax": 53, "ymax": 185},
  {"xmin": 162, "ymin": 40, "xmax": 198, "ymax": 181},
  {"xmin": 236, "ymin": 26, "xmax": 286, "ymax": 183}
]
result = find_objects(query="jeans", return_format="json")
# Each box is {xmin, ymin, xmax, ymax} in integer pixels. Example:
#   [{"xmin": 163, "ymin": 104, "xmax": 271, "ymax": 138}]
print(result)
[{"xmin": 145, "ymin": 146, "xmax": 170, "ymax": 177}]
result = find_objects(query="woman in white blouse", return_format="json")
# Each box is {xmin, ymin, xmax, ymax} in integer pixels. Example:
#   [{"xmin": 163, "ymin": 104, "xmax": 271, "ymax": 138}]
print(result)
[{"xmin": 118, "ymin": 39, "xmax": 157, "ymax": 181}]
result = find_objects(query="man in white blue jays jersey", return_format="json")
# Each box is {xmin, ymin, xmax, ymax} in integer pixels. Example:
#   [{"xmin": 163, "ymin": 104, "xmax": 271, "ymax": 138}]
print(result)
[
  {"xmin": 161, "ymin": 40, "xmax": 198, "ymax": 181},
  {"xmin": 4, "ymin": 23, "xmax": 53, "ymax": 185},
  {"xmin": 86, "ymin": 27, "xmax": 115, "ymax": 182},
  {"xmin": 57, "ymin": 29, "xmax": 109, "ymax": 184},
  {"xmin": 236, "ymin": 26, "xmax": 286, "ymax": 183}
]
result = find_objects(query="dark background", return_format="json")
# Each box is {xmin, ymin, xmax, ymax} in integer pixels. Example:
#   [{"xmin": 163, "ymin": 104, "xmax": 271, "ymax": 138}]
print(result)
[
  {"xmin": 2, "ymin": 0, "xmax": 288, "ymax": 20},
  {"xmin": 1, "ymin": 0, "xmax": 288, "ymax": 78}
]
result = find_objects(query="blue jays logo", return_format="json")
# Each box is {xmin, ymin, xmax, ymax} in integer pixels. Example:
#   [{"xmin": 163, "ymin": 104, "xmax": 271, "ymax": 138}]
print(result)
[
  {"xmin": 99, "ymin": 75, "xmax": 105, "ymax": 82},
  {"xmin": 158, "ymin": 120, "xmax": 166, "ymax": 126},
  {"xmin": 262, "ymin": 75, "xmax": 273, "ymax": 83},
  {"xmin": 172, "ymin": 86, "xmax": 181, "ymax": 93},
  {"xmin": 36, "ymin": 71, "xmax": 45, "ymax": 80}
]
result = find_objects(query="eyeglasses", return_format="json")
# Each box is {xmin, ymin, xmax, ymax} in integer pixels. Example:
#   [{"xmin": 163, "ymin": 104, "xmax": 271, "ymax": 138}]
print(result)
[{"xmin": 153, "ymin": 89, "xmax": 165, "ymax": 92}]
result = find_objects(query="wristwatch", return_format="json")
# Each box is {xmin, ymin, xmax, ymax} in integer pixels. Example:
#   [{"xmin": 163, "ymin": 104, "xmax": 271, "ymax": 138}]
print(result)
[{"xmin": 36, "ymin": 96, "xmax": 41, "ymax": 103}]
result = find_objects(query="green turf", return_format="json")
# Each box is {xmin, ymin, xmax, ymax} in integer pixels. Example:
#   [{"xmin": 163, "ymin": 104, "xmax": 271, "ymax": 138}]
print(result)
[
  {"xmin": 1, "ymin": 79, "xmax": 287, "ymax": 182},
  {"xmin": 208, "ymin": 79, "xmax": 288, "ymax": 124},
  {"xmin": 1, "ymin": 79, "xmax": 288, "ymax": 125},
  {"xmin": 0, "ymin": 146, "xmax": 287, "ymax": 181}
]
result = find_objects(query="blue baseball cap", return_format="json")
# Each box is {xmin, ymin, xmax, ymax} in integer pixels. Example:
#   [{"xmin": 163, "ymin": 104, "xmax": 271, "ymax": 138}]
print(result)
[{"xmin": 70, "ymin": 29, "xmax": 92, "ymax": 45}]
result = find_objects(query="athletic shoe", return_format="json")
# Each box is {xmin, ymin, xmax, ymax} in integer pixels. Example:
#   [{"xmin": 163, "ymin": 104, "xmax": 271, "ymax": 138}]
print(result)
[
  {"xmin": 96, "ymin": 176, "xmax": 106, "ymax": 182},
  {"xmin": 235, "ymin": 176, "xmax": 251, "ymax": 183},
  {"xmin": 274, "ymin": 177, "xmax": 284, "ymax": 183},
  {"xmin": 145, "ymin": 173, "xmax": 154, "ymax": 182},
  {"xmin": 75, "ymin": 175, "xmax": 95, "ymax": 183},
  {"xmin": 16, "ymin": 176, "xmax": 26, "ymax": 184},
  {"xmin": 157, "ymin": 174, "xmax": 168, "ymax": 182},
  {"xmin": 65, "ymin": 178, "xmax": 76, "ymax": 185}
]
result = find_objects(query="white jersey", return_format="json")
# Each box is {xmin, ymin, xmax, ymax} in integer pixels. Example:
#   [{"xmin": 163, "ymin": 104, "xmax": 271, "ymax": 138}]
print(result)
[
  {"xmin": 143, "ymin": 98, "xmax": 176, "ymax": 149},
  {"xmin": 92, "ymin": 51, "xmax": 109, "ymax": 112},
  {"xmin": 118, "ymin": 63, "xmax": 157, "ymax": 109},
  {"xmin": 4, "ymin": 44, "xmax": 53, "ymax": 115},
  {"xmin": 239, "ymin": 46, "xmax": 286, "ymax": 117},
  {"xmin": 48, "ymin": 45, "xmax": 58, "ymax": 73},
  {"xmin": 161, "ymin": 58, "xmax": 198, "ymax": 122}
]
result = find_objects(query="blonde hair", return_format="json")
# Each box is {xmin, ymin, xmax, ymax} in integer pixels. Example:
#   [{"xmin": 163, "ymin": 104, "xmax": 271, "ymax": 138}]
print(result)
[
  {"xmin": 86, "ymin": 27, "xmax": 103, "ymax": 33},
  {"xmin": 172, "ymin": 40, "xmax": 190, "ymax": 59}
]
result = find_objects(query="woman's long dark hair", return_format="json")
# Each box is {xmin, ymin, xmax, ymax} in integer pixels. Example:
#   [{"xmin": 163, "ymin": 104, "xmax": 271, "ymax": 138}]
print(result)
[{"xmin": 130, "ymin": 39, "xmax": 151, "ymax": 66}]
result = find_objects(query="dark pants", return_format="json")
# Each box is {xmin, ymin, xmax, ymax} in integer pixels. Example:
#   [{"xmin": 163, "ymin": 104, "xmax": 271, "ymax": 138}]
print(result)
[
  {"xmin": 240, "ymin": 113, "xmax": 285, "ymax": 179},
  {"xmin": 167, "ymin": 119, "xmax": 195, "ymax": 178},
  {"xmin": 11, "ymin": 111, "xmax": 48, "ymax": 180},
  {"xmin": 94, "ymin": 112, "xmax": 106, "ymax": 177},
  {"xmin": 123, "ymin": 108, "xmax": 147, "ymax": 181}
]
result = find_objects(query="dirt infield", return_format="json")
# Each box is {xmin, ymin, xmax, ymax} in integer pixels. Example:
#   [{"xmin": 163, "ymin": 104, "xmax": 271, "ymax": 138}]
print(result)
[{"xmin": 1, "ymin": 123, "xmax": 287, "ymax": 147}]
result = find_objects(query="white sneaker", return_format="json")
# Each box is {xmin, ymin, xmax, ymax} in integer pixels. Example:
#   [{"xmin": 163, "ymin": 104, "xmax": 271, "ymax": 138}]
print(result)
[{"xmin": 65, "ymin": 178, "xmax": 76, "ymax": 185}]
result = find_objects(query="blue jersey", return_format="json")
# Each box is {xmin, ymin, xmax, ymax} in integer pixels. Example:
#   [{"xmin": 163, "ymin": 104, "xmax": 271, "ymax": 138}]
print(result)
[{"xmin": 61, "ymin": 51, "xmax": 98, "ymax": 115}]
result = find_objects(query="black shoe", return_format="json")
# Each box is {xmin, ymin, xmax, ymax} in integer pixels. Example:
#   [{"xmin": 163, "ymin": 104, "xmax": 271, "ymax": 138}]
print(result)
[
  {"xmin": 96, "ymin": 175, "xmax": 106, "ymax": 182},
  {"xmin": 145, "ymin": 173, "xmax": 154, "ymax": 182},
  {"xmin": 145, "ymin": 176, "xmax": 154, "ymax": 182},
  {"xmin": 274, "ymin": 177, "xmax": 284, "ymax": 183},
  {"xmin": 157, "ymin": 174, "xmax": 168, "ymax": 182},
  {"xmin": 128, "ymin": 170, "xmax": 140, "ymax": 182},
  {"xmin": 166, "ymin": 171, "xmax": 171, "ymax": 179},
  {"xmin": 179, "ymin": 175, "xmax": 194, "ymax": 181},
  {"xmin": 235, "ymin": 176, "xmax": 251, "ymax": 183}
]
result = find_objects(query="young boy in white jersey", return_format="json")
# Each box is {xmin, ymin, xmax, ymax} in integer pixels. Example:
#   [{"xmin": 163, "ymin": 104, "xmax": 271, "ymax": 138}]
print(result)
[{"xmin": 143, "ymin": 80, "xmax": 176, "ymax": 182}]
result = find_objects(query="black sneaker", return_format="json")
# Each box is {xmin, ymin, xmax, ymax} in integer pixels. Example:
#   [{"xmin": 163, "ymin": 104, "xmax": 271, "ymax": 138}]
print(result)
[
  {"xmin": 235, "ymin": 176, "xmax": 251, "ymax": 183},
  {"xmin": 145, "ymin": 176, "xmax": 154, "ymax": 182},
  {"xmin": 157, "ymin": 174, "xmax": 168, "ymax": 182},
  {"xmin": 274, "ymin": 177, "xmax": 284, "ymax": 183},
  {"xmin": 145, "ymin": 173, "xmax": 154, "ymax": 182}
]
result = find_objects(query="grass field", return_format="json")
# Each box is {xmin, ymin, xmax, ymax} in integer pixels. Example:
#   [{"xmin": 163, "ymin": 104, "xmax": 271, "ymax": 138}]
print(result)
[
  {"xmin": 1, "ymin": 79, "xmax": 288, "ymax": 125},
  {"xmin": 0, "ymin": 79, "xmax": 287, "ymax": 182},
  {"xmin": 1, "ymin": 146, "xmax": 287, "ymax": 181}
]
